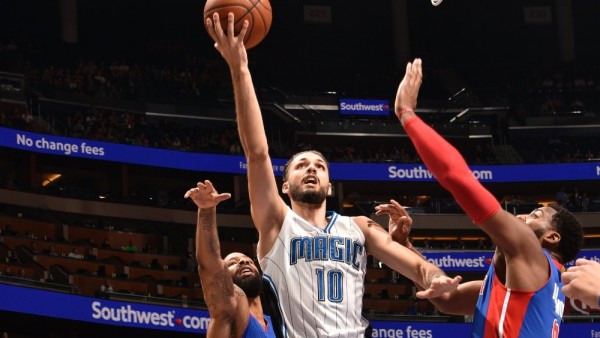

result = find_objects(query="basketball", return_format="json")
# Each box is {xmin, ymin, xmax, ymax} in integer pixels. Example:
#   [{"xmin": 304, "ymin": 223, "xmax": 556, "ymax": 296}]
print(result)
[{"xmin": 203, "ymin": 0, "xmax": 272, "ymax": 49}]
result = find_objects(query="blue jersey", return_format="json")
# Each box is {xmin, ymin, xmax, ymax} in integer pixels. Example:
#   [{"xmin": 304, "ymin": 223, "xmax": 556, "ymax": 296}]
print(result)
[
  {"xmin": 242, "ymin": 314, "xmax": 276, "ymax": 338},
  {"xmin": 472, "ymin": 250, "xmax": 564, "ymax": 338}
]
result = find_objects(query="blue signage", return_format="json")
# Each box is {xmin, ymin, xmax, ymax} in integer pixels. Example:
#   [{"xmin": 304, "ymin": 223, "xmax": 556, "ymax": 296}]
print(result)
[
  {"xmin": 565, "ymin": 249, "xmax": 600, "ymax": 267},
  {"xmin": 0, "ymin": 283, "xmax": 210, "ymax": 333},
  {"xmin": 0, "ymin": 126, "xmax": 283, "ymax": 175},
  {"xmin": 421, "ymin": 251, "xmax": 493, "ymax": 272},
  {"xmin": 560, "ymin": 323, "xmax": 600, "ymax": 337},
  {"xmin": 1, "ymin": 283, "xmax": 598, "ymax": 336},
  {"xmin": 369, "ymin": 321, "xmax": 471, "ymax": 338},
  {"xmin": 339, "ymin": 98, "xmax": 390, "ymax": 116},
  {"xmin": 416, "ymin": 249, "xmax": 600, "ymax": 272},
  {"xmin": 1, "ymin": 126, "xmax": 599, "ymax": 182},
  {"xmin": 367, "ymin": 320, "xmax": 599, "ymax": 338}
]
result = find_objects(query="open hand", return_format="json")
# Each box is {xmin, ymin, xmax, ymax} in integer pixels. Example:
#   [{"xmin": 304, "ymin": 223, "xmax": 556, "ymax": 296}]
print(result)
[
  {"xmin": 184, "ymin": 180, "xmax": 231, "ymax": 209},
  {"xmin": 205, "ymin": 12, "xmax": 249, "ymax": 69},
  {"xmin": 562, "ymin": 258, "xmax": 600, "ymax": 310},
  {"xmin": 416, "ymin": 275, "xmax": 462, "ymax": 299},
  {"xmin": 375, "ymin": 199, "xmax": 413, "ymax": 245},
  {"xmin": 394, "ymin": 58, "xmax": 423, "ymax": 119}
]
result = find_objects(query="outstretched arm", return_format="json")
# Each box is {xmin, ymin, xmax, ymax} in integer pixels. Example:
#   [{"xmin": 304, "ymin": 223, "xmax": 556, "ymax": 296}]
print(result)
[
  {"xmin": 394, "ymin": 59, "xmax": 549, "ymax": 291},
  {"xmin": 562, "ymin": 258, "xmax": 600, "ymax": 310},
  {"xmin": 205, "ymin": 13, "xmax": 287, "ymax": 259},
  {"xmin": 185, "ymin": 180, "xmax": 246, "ymax": 336},
  {"xmin": 375, "ymin": 200, "xmax": 479, "ymax": 315},
  {"xmin": 356, "ymin": 216, "xmax": 461, "ymax": 300}
]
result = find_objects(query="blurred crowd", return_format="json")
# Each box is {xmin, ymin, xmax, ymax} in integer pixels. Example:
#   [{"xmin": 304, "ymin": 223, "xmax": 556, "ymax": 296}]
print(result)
[
  {"xmin": 1, "ymin": 37, "xmax": 600, "ymax": 215},
  {"xmin": 2, "ymin": 38, "xmax": 600, "ymax": 165}
]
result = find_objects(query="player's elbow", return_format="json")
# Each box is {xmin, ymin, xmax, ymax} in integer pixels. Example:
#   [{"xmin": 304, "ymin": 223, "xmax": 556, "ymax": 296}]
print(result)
[
  {"xmin": 245, "ymin": 146, "xmax": 270, "ymax": 162},
  {"xmin": 197, "ymin": 259, "xmax": 225, "ymax": 275},
  {"xmin": 209, "ymin": 307, "xmax": 237, "ymax": 325}
]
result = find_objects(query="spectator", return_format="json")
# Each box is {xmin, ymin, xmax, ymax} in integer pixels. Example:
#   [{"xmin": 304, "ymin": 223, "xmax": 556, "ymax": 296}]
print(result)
[
  {"xmin": 100, "ymin": 279, "xmax": 113, "ymax": 293},
  {"xmin": 100, "ymin": 238, "xmax": 111, "ymax": 249},
  {"xmin": 85, "ymin": 247, "xmax": 97, "ymax": 261},
  {"xmin": 186, "ymin": 251, "xmax": 196, "ymax": 272},
  {"xmin": 476, "ymin": 239, "xmax": 487, "ymax": 250},
  {"xmin": 5, "ymin": 250, "xmax": 17, "ymax": 264},
  {"xmin": 150, "ymin": 258, "xmax": 161, "ymax": 269},
  {"xmin": 47, "ymin": 244, "xmax": 59, "ymax": 256},
  {"xmin": 121, "ymin": 240, "xmax": 137, "ymax": 252},
  {"xmin": 143, "ymin": 243, "xmax": 157, "ymax": 254},
  {"xmin": 407, "ymin": 300, "xmax": 420, "ymax": 315},
  {"xmin": 581, "ymin": 193, "xmax": 590, "ymax": 212},
  {"xmin": 67, "ymin": 248, "xmax": 83, "ymax": 259},
  {"xmin": 571, "ymin": 187, "xmax": 582, "ymax": 211},
  {"xmin": 422, "ymin": 239, "xmax": 431, "ymax": 249},
  {"xmin": 555, "ymin": 186, "xmax": 569, "ymax": 207},
  {"xmin": 2, "ymin": 224, "xmax": 15, "ymax": 236},
  {"xmin": 30, "ymin": 241, "xmax": 40, "ymax": 254}
]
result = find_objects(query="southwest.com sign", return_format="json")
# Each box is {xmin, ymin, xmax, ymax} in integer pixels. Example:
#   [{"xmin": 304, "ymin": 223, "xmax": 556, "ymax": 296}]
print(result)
[
  {"xmin": 0, "ymin": 283, "xmax": 210, "ymax": 333},
  {"xmin": 1, "ymin": 126, "xmax": 599, "ymax": 182},
  {"xmin": 419, "ymin": 249, "xmax": 600, "ymax": 272},
  {"xmin": 91, "ymin": 301, "xmax": 209, "ymax": 331},
  {"xmin": 339, "ymin": 98, "xmax": 390, "ymax": 116},
  {"xmin": 421, "ymin": 251, "xmax": 493, "ymax": 272},
  {"xmin": 1, "ymin": 283, "xmax": 599, "ymax": 337}
]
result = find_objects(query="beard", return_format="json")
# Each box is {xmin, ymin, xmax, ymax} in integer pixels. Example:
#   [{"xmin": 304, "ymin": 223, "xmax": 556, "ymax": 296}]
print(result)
[
  {"xmin": 289, "ymin": 183, "xmax": 328, "ymax": 205},
  {"xmin": 232, "ymin": 272, "xmax": 263, "ymax": 298}
]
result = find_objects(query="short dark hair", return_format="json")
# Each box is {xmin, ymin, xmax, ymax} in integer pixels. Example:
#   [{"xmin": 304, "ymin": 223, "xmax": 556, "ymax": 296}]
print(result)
[
  {"xmin": 548, "ymin": 203, "xmax": 584, "ymax": 263},
  {"xmin": 282, "ymin": 150, "xmax": 329, "ymax": 182}
]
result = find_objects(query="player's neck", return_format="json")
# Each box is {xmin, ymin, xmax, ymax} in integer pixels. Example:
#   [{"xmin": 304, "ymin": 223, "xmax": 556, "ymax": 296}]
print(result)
[
  {"xmin": 248, "ymin": 296, "xmax": 266, "ymax": 328},
  {"xmin": 292, "ymin": 201, "xmax": 329, "ymax": 229}
]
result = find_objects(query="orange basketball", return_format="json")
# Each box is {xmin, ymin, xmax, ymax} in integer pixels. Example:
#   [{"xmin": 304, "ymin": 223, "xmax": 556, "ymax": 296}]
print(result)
[{"xmin": 203, "ymin": 0, "xmax": 272, "ymax": 49}]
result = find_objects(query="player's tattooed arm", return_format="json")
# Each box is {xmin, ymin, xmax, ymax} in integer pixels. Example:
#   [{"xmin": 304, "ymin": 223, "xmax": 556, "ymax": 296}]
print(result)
[{"xmin": 366, "ymin": 218, "xmax": 385, "ymax": 230}]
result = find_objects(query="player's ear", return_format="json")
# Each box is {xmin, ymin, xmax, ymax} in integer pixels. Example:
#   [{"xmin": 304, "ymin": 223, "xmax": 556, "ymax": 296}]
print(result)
[
  {"xmin": 543, "ymin": 230, "xmax": 561, "ymax": 246},
  {"xmin": 327, "ymin": 183, "xmax": 332, "ymax": 196},
  {"xmin": 282, "ymin": 181, "xmax": 289, "ymax": 194}
]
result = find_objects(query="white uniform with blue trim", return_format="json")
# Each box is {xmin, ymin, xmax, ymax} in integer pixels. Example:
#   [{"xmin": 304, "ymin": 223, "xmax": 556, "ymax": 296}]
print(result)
[{"xmin": 259, "ymin": 207, "xmax": 369, "ymax": 338}]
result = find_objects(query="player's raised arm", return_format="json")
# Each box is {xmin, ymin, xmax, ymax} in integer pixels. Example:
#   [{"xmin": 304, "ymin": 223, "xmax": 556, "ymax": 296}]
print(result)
[
  {"xmin": 393, "ymin": 59, "xmax": 550, "ymax": 287},
  {"xmin": 205, "ymin": 12, "xmax": 287, "ymax": 257},
  {"xmin": 185, "ymin": 181, "xmax": 247, "ymax": 336}
]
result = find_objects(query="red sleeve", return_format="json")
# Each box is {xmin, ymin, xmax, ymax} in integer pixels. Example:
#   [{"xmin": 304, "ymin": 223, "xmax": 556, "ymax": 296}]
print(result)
[{"xmin": 404, "ymin": 116, "xmax": 501, "ymax": 224}]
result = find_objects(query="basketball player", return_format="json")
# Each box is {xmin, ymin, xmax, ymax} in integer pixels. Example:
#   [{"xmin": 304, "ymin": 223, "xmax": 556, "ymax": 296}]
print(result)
[
  {"xmin": 562, "ymin": 258, "xmax": 600, "ymax": 310},
  {"xmin": 185, "ymin": 180, "xmax": 276, "ymax": 338},
  {"xmin": 384, "ymin": 58, "xmax": 584, "ymax": 337},
  {"xmin": 205, "ymin": 13, "xmax": 462, "ymax": 337}
]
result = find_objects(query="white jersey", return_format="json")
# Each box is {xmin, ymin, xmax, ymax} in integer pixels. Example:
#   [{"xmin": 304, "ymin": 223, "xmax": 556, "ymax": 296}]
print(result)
[{"xmin": 259, "ymin": 207, "xmax": 369, "ymax": 338}]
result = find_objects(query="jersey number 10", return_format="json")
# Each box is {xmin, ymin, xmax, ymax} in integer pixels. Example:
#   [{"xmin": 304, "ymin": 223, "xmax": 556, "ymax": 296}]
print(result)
[{"xmin": 316, "ymin": 268, "xmax": 344, "ymax": 302}]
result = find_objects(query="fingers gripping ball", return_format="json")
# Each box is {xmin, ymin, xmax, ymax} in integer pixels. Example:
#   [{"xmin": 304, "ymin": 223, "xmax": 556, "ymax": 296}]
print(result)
[{"xmin": 203, "ymin": 0, "xmax": 272, "ymax": 49}]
